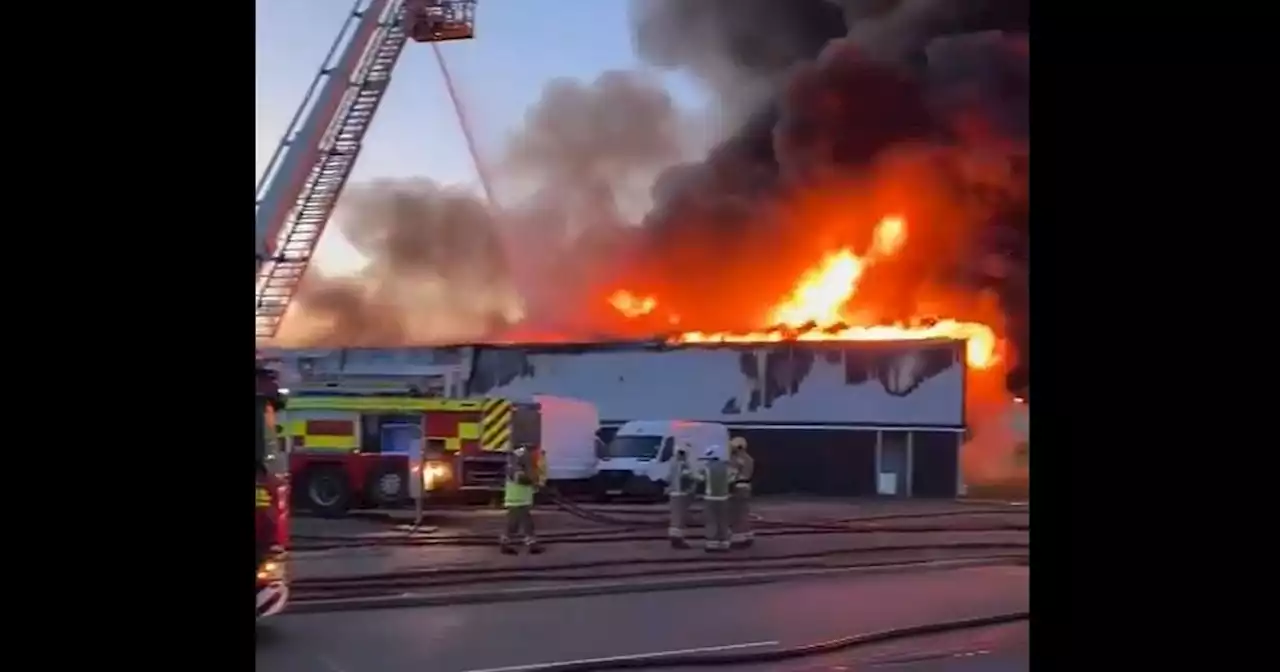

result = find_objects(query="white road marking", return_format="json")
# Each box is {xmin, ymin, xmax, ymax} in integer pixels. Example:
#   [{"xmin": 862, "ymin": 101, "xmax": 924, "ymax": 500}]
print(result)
[
  {"xmin": 870, "ymin": 649, "xmax": 993, "ymax": 667},
  {"xmin": 458, "ymin": 640, "xmax": 780, "ymax": 672}
]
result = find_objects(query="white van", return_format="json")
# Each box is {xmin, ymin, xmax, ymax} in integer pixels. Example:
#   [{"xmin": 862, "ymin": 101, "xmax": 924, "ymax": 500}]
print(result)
[
  {"xmin": 534, "ymin": 394, "xmax": 601, "ymax": 485},
  {"xmin": 593, "ymin": 420, "xmax": 731, "ymax": 500}
]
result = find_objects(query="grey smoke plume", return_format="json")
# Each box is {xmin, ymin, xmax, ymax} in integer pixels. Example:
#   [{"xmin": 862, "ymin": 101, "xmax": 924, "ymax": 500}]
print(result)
[
  {"xmin": 498, "ymin": 70, "xmax": 686, "ymax": 338},
  {"xmin": 276, "ymin": 70, "xmax": 685, "ymax": 347},
  {"xmin": 503, "ymin": 70, "xmax": 684, "ymax": 241},
  {"xmin": 275, "ymin": 179, "xmax": 523, "ymax": 347}
]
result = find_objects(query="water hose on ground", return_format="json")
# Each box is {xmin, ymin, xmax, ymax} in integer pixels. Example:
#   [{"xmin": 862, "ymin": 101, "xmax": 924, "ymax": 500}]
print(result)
[
  {"xmin": 290, "ymin": 541, "xmax": 1029, "ymax": 585},
  {"xmin": 290, "ymin": 554, "xmax": 1028, "ymax": 599},
  {"xmin": 292, "ymin": 521, "xmax": 1028, "ymax": 550}
]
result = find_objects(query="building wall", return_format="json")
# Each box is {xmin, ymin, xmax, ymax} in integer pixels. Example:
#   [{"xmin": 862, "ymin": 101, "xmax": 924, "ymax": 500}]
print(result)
[
  {"xmin": 467, "ymin": 340, "xmax": 966, "ymax": 428},
  {"xmin": 266, "ymin": 341, "xmax": 967, "ymax": 498},
  {"xmin": 597, "ymin": 424, "xmax": 961, "ymax": 498}
]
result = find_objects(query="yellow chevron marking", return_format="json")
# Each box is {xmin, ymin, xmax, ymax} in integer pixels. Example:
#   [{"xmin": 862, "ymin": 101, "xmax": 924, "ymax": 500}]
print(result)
[
  {"xmin": 484, "ymin": 426, "xmax": 512, "ymax": 453},
  {"xmin": 482, "ymin": 407, "xmax": 512, "ymax": 442}
]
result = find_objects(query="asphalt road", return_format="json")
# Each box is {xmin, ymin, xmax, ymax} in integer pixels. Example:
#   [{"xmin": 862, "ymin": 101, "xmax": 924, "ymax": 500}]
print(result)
[
  {"xmin": 658, "ymin": 622, "xmax": 1028, "ymax": 672},
  {"xmin": 256, "ymin": 564, "xmax": 1028, "ymax": 672}
]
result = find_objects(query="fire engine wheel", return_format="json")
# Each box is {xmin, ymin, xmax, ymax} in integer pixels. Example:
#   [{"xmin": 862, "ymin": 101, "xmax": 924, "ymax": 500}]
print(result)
[
  {"xmin": 365, "ymin": 464, "xmax": 408, "ymax": 507},
  {"xmin": 302, "ymin": 466, "xmax": 351, "ymax": 518}
]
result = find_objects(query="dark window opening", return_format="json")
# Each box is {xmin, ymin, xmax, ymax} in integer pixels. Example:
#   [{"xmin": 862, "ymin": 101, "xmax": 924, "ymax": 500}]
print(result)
[{"xmin": 602, "ymin": 435, "xmax": 662, "ymax": 460}]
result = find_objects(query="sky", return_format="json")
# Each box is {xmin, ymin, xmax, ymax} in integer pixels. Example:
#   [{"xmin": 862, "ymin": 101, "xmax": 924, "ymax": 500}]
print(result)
[{"xmin": 255, "ymin": 0, "xmax": 708, "ymax": 274}]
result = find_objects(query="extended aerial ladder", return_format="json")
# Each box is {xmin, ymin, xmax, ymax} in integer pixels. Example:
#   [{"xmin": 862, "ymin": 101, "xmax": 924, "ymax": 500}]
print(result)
[{"xmin": 254, "ymin": 0, "xmax": 479, "ymax": 340}]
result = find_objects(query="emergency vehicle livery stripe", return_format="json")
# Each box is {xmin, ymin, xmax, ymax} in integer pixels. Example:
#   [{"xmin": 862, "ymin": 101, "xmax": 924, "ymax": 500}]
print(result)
[
  {"xmin": 306, "ymin": 419, "xmax": 355, "ymax": 436},
  {"xmin": 305, "ymin": 419, "xmax": 358, "ymax": 449},
  {"xmin": 481, "ymin": 398, "xmax": 513, "ymax": 452},
  {"xmin": 304, "ymin": 434, "xmax": 359, "ymax": 450},
  {"xmin": 256, "ymin": 486, "xmax": 271, "ymax": 508},
  {"xmin": 427, "ymin": 411, "xmax": 482, "ymax": 452},
  {"xmin": 285, "ymin": 418, "xmax": 358, "ymax": 451},
  {"xmin": 287, "ymin": 397, "xmax": 483, "ymax": 412}
]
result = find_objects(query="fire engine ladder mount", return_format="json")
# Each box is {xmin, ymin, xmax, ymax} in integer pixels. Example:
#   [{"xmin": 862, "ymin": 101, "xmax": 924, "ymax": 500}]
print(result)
[{"xmin": 254, "ymin": 0, "xmax": 478, "ymax": 340}]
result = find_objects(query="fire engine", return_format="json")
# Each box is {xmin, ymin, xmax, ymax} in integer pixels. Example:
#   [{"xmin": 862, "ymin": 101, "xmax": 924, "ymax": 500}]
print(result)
[
  {"xmin": 281, "ymin": 382, "xmax": 542, "ymax": 517},
  {"xmin": 253, "ymin": 0, "xmax": 481, "ymax": 612},
  {"xmin": 255, "ymin": 362, "xmax": 289, "ymax": 620}
]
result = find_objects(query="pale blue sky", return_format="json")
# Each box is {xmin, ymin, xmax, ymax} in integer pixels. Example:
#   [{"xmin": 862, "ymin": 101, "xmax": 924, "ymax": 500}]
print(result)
[{"xmin": 256, "ymin": 0, "xmax": 707, "ymax": 272}]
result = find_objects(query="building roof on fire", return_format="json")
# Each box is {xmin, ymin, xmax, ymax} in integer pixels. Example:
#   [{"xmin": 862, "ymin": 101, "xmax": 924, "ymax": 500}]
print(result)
[{"xmin": 261, "ymin": 336, "xmax": 966, "ymax": 361}]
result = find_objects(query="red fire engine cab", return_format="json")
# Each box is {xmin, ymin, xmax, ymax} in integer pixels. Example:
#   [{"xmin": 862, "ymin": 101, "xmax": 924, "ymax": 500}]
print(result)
[
  {"xmin": 255, "ymin": 363, "xmax": 289, "ymax": 620},
  {"xmin": 280, "ymin": 383, "xmax": 541, "ymax": 518}
]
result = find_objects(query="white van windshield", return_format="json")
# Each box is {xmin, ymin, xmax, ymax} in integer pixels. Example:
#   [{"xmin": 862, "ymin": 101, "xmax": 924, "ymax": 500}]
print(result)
[{"xmin": 603, "ymin": 435, "xmax": 662, "ymax": 459}]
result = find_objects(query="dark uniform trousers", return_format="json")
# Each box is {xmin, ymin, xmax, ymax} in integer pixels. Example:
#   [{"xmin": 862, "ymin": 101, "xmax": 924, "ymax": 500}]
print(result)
[
  {"xmin": 701, "ymin": 459, "xmax": 732, "ymax": 551},
  {"xmin": 728, "ymin": 482, "xmax": 753, "ymax": 547}
]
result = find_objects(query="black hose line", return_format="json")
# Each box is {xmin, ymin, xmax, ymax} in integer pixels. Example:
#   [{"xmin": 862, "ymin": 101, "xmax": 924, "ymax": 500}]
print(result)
[
  {"xmin": 290, "ymin": 554, "xmax": 1028, "ymax": 598},
  {"xmin": 290, "ymin": 541, "xmax": 1028, "ymax": 584},
  {"xmin": 291, "ymin": 522, "xmax": 1028, "ymax": 551},
  {"xmin": 291, "ymin": 491, "xmax": 1026, "ymax": 550},
  {"xmin": 316, "ymin": 498, "xmax": 1025, "ymax": 529},
  {"xmin": 543, "ymin": 491, "xmax": 1025, "ymax": 531},
  {"xmin": 502, "ymin": 612, "xmax": 1030, "ymax": 671}
]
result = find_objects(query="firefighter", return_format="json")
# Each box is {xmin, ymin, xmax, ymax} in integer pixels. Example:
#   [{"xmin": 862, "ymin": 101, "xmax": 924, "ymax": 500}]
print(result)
[
  {"xmin": 500, "ymin": 444, "xmax": 544, "ymax": 555},
  {"xmin": 699, "ymin": 446, "xmax": 731, "ymax": 552},
  {"xmin": 728, "ymin": 436, "xmax": 755, "ymax": 548},
  {"xmin": 666, "ymin": 443, "xmax": 696, "ymax": 549}
]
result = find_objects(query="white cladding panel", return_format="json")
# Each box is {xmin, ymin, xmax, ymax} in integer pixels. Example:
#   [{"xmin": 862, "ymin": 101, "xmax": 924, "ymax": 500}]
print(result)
[
  {"xmin": 264, "ymin": 342, "xmax": 967, "ymax": 427},
  {"xmin": 468, "ymin": 342, "xmax": 965, "ymax": 427}
]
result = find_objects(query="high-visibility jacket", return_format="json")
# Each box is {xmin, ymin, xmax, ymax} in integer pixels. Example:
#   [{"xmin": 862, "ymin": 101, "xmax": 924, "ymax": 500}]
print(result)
[
  {"xmin": 503, "ymin": 450, "xmax": 537, "ymax": 508},
  {"xmin": 700, "ymin": 459, "xmax": 731, "ymax": 500},
  {"xmin": 503, "ymin": 480, "xmax": 535, "ymax": 508}
]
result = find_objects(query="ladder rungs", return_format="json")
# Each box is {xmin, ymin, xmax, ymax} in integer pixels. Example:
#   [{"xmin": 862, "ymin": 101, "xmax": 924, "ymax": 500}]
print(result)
[{"xmin": 256, "ymin": 23, "xmax": 410, "ymax": 340}]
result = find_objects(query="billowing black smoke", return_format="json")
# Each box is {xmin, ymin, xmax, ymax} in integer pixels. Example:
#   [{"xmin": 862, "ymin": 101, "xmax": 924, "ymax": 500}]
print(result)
[
  {"xmin": 628, "ymin": 0, "xmax": 1029, "ymax": 388},
  {"xmin": 280, "ymin": 0, "xmax": 1030, "ymax": 388}
]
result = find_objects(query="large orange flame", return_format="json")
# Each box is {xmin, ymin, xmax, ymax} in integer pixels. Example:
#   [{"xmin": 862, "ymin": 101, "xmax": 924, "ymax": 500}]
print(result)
[
  {"xmin": 610, "ymin": 216, "xmax": 999, "ymax": 370},
  {"xmin": 608, "ymin": 290, "xmax": 657, "ymax": 318}
]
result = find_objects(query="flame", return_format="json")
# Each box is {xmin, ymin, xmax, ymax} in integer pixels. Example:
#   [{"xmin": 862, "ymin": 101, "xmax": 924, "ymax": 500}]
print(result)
[
  {"xmin": 610, "ymin": 216, "xmax": 999, "ymax": 370},
  {"xmin": 608, "ymin": 290, "xmax": 657, "ymax": 318}
]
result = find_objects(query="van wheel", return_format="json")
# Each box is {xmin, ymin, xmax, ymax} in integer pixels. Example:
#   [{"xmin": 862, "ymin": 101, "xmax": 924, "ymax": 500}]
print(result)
[
  {"xmin": 588, "ymin": 476, "xmax": 611, "ymax": 503},
  {"xmin": 302, "ymin": 466, "xmax": 351, "ymax": 518}
]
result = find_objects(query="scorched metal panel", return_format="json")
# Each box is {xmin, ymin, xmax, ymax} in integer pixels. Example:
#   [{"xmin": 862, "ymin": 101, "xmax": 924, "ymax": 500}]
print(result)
[{"xmin": 466, "ymin": 341, "xmax": 965, "ymax": 427}]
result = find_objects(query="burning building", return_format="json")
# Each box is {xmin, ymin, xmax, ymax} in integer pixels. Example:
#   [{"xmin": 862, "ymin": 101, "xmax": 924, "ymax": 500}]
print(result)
[
  {"xmin": 268, "ymin": 0, "xmax": 1029, "ymax": 496},
  {"xmin": 279, "ymin": 1, "xmax": 1030, "ymax": 395},
  {"xmin": 266, "ymin": 337, "xmax": 971, "ymax": 498}
]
